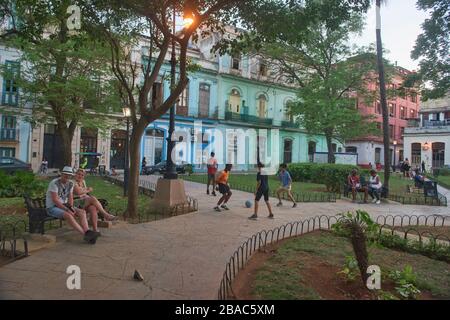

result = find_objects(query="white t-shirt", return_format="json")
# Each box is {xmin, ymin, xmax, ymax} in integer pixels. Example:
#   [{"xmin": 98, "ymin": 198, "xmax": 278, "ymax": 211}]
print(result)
[
  {"xmin": 45, "ymin": 178, "xmax": 74, "ymax": 208},
  {"xmin": 369, "ymin": 175, "xmax": 382, "ymax": 189}
]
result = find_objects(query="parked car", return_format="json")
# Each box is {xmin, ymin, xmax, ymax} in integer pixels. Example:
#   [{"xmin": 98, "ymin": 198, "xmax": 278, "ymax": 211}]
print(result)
[
  {"xmin": 0, "ymin": 157, "xmax": 32, "ymax": 175},
  {"xmin": 142, "ymin": 161, "xmax": 190, "ymax": 175}
]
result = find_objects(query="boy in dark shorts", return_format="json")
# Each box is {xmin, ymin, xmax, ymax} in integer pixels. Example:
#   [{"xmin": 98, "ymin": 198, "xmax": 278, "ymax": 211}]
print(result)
[
  {"xmin": 214, "ymin": 164, "xmax": 233, "ymax": 212},
  {"xmin": 249, "ymin": 163, "xmax": 274, "ymax": 220}
]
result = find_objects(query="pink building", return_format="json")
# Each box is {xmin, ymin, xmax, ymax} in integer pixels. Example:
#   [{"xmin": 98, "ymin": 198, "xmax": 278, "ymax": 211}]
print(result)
[{"xmin": 345, "ymin": 67, "xmax": 420, "ymax": 168}]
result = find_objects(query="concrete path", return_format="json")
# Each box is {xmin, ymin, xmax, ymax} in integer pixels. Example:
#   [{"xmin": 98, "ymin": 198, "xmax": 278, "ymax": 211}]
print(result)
[{"xmin": 0, "ymin": 176, "xmax": 449, "ymax": 300}]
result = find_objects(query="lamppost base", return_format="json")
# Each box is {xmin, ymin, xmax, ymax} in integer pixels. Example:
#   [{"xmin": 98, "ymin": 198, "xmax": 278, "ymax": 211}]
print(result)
[{"xmin": 152, "ymin": 178, "xmax": 187, "ymax": 208}]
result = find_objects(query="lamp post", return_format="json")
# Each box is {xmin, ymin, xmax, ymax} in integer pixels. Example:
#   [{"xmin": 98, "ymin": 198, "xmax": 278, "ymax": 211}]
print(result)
[
  {"xmin": 393, "ymin": 140, "xmax": 397, "ymax": 173},
  {"xmin": 164, "ymin": 6, "xmax": 194, "ymax": 180},
  {"xmin": 122, "ymin": 107, "xmax": 131, "ymax": 196}
]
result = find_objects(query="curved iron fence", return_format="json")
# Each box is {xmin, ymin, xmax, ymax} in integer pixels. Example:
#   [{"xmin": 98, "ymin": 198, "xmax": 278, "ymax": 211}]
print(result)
[{"xmin": 217, "ymin": 214, "xmax": 450, "ymax": 300}]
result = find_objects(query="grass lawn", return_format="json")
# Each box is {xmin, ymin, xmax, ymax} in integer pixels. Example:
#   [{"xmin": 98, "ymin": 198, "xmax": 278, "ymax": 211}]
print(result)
[
  {"xmin": 0, "ymin": 177, "xmax": 152, "ymax": 229},
  {"xmin": 183, "ymin": 172, "xmax": 425, "ymax": 198},
  {"xmin": 236, "ymin": 231, "xmax": 450, "ymax": 300},
  {"xmin": 434, "ymin": 175, "xmax": 450, "ymax": 190}
]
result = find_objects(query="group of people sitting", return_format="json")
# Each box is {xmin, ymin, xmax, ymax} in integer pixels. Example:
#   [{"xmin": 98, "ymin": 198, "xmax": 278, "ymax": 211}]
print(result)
[
  {"xmin": 45, "ymin": 166, "xmax": 117, "ymax": 244},
  {"xmin": 347, "ymin": 169, "xmax": 383, "ymax": 204}
]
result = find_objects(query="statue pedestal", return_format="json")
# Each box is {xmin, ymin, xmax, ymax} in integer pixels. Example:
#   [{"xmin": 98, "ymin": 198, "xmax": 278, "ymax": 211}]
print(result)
[{"xmin": 152, "ymin": 179, "xmax": 187, "ymax": 209}]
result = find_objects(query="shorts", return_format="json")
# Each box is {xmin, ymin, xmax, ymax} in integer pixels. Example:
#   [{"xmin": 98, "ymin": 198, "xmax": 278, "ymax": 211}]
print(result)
[
  {"xmin": 277, "ymin": 185, "xmax": 291, "ymax": 192},
  {"xmin": 218, "ymin": 183, "xmax": 230, "ymax": 195},
  {"xmin": 207, "ymin": 174, "xmax": 216, "ymax": 182},
  {"xmin": 255, "ymin": 188, "xmax": 269, "ymax": 202},
  {"xmin": 47, "ymin": 206, "xmax": 66, "ymax": 219}
]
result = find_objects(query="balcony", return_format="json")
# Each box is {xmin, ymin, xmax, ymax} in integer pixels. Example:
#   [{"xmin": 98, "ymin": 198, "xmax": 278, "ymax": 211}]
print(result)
[
  {"xmin": 224, "ymin": 111, "xmax": 273, "ymax": 126},
  {"xmin": 423, "ymin": 119, "xmax": 450, "ymax": 127},
  {"xmin": 0, "ymin": 128, "xmax": 19, "ymax": 142},
  {"xmin": 281, "ymin": 120, "xmax": 298, "ymax": 129}
]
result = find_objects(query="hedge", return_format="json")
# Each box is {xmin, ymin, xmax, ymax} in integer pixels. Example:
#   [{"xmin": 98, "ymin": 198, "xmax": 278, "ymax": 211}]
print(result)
[
  {"xmin": 287, "ymin": 163, "xmax": 369, "ymax": 193},
  {"xmin": 0, "ymin": 171, "xmax": 47, "ymax": 198}
]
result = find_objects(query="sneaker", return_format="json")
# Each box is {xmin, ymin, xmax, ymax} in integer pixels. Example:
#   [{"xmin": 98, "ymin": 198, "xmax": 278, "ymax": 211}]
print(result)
[
  {"xmin": 83, "ymin": 230, "xmax": 98, "ymax": 244},
  {"xmin": 292, "ymin": 203, "xmax": 297, "ymax": 208},
  {"xmin": 221, "ymin": 205, "xmax": 230, "ymax": 210},
  {"xmin": 276, "ymin": 202, "xmax": 283, "ymax": 207},
  {"xmin": 376, "ymin": 200, "xmax": 381, "ymax": 205},
  {"xmin": 207, "ymin": 190, "xmax": 210, "ymax": 195},
  {"xmin": 214, "ymin": 206, "xmax": 221, "ymax": 212},
  {"xmin": 212, "ymin": 192, "xmax": 217, "ymax": 196},
  {"xmin": 93, "ymin": 231, "xmax": 101, "ymax": 237},
  {"xmin": 268, "ymin": 214, "xmax": 274, "ymax": 219},
  {"xmin": 248, "ymin": 214, "xmax": 258, "ymax": 220},
  {"xmin": 372, "ymin": 199, "xmax": 377, "ymax": 204}
]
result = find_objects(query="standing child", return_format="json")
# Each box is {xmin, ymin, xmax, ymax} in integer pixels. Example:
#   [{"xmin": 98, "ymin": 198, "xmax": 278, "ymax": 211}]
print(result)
[
  {"xmin": 214, "ymin": 164, "xmax": 233, "ymax": 212},
  {"xmin": 249, "ymin": 163, "xmax": 273, "ymax": 220},
  {"xmin": 206, "ymin": 152, "xmax": 218, "ymax": 196},
  {"xmin": 276, "ymin": 164, "xmax": 297, "ymax": 207}
]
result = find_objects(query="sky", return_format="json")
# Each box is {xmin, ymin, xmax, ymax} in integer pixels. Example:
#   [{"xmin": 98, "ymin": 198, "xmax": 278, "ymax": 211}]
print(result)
[{"xmin": 350, "ymin": 0, "xmax": 429, "ymax": 71}]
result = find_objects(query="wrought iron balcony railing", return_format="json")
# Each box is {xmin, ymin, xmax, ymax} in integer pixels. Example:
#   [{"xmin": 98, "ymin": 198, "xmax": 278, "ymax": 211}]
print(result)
[
  {"xmin": 0, "ymin": 128, "xmax": 19, "ymax": 141},
  {"xmin": 224, "ymin": 111, "xmax": 273, "ymax": 126}
]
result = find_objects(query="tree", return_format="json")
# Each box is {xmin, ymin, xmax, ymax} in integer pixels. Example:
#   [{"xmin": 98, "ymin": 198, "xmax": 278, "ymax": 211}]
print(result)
[
  {"xmin": 375, "ymin": 0, "xmax": 391, "ymax": 193},
  {"xmin": 0, "ymin": 0, "xmax": 121, "ymax": 166},
  {"xmin": 85, "ymin": 0, "xmax": 245, "ymax": 218},
  {"xmin": 410, "ymin": 0, "xmax": 450, "ymax": 100},
  {"xmin": 216, "ymin": 2, "xmax": 376, "ymax": 163}
]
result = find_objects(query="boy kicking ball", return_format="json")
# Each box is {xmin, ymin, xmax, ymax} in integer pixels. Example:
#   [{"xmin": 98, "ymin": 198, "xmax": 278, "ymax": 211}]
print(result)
[
  {"xmin": 214, "ymin": 164, "xmax": 233, "ymax": 212},
  {"xmin": 276, "ymin": 164, "xmax": 297, "ymax": 208},
  {"xmin": 249, "ymin": 163, "xmax": 274, "ymax": 220}
]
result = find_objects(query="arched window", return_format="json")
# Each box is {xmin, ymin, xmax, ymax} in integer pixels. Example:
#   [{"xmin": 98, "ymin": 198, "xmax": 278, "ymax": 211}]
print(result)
[
  {"xmin": 229, "ymin": 89, "xmax": 241, "ymax": 113},
  {"xmin": 283, "ymin": 139, "xmax": 293, "ymax": 164},
  {"xmin": 257, "ymin": 94, "xmax": 267, "ymax": 118},
  {"xmin": 284, "ymin": 100, "xmax": 294, "ymax": 121}
]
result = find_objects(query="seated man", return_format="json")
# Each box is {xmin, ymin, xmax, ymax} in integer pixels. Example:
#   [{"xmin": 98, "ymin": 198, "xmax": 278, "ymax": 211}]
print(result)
[
  {"xmin": 46, "ymin": 166, "xmax": 99, "ymax": 244},
  {"xmin": 368, "ymin": 170, "xmax": 382, "ymax": 205},
  {"xmin": 347, "ymin": 169, "xmax": 368, "ymax": 203}
]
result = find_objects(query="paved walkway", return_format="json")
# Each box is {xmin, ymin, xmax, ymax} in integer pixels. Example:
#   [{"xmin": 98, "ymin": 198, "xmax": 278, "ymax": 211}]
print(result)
[{"xmin": 0, "ymin": 176, "xmax": 449, "ymax": 299}]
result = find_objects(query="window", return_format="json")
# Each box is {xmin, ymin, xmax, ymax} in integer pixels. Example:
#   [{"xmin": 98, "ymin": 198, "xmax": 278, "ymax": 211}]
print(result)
[
  {"xmin": 411, "ymin": 143, "xmax": 421, "ymax": 167},
  {"xmin": 308, "ymin": 141, "xmax": 316, "ymax": 162},
  {"xmin": 400, "ymin": 127, "xmax": 405, "ymax": 137},
  {"xmin": 2, "ymin": 60, "xmax": 20, "ymax": 106},
  {"xmin": 284, "ymin": 100, "xmax": 293, "ymax": 121},
  {"xmin": 375, "ymin": 148, "xmax": 381, "ymax": 164},
  {"xmin": 229, "ymin": 89, "xmax": 241, "ymax": 113},
  {"xmin": 198, "ymin": 83, "xmax": 210, "ymax": 118},
  {"xmin": 80, "ymin": 128, "xmax": 98, "ymax": 153},
  {"xmin": 176, "ymin": 83, "xmax": 189, "ymax": 116},
  {"xmin": 259, "ymin": 62, "xmax": 267, "ymax": 77},
  {"xmin": 410, "ymin": 109, "xmax": 417, "ymax": 118},
  {"xmin": 257, "ymin": 94, "xmax": 267, "ymax": 118},
  {"xmin": 389, "ymin": 103, "xmax": 396, "ymax": 117},
  {"xmin": 410, "ymin": 93, "xmax": 417, "ymax": 103},
  {"xmin": 1, "ymin": 116, "xmax": 16, "ymax": 129},
  {"xmin": 346, "ymin": 147, "xmax": 357, "ymax": 154},
  {"xmin": 375, "ymin": 101, "xmax": 382, "ymax": 114},
  {"xmin": 332, "ymin": 143, "xmax": 337, "ymax": 153},
  {"xmin": 283, "ymin": 139, "xmax": 293, "ymax": 164},
  {"xmin": 400, "ymin": 106, "xmax": 407, "ymax": 119},
  {"xmin": 432, "ymin": 143, "xmax": 445, "ymax": 168},
  {"xmin": 0, "ymin": 147, "xmax": 15, "ymax": 157},
  {"xmin": 231, "ymin": 55, "xmax": 240, "ymax": 70},
  {"xmin": 389, "ymin": 125, "xmax": 395, "ymax": 139},
  {"xmin": 0, "ymin": 116, "xmax": 17, "ymax": 141}
]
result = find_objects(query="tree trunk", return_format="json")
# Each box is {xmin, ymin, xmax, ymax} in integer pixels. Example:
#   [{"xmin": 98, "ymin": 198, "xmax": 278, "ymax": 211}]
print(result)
[
  {"xmin": 350, "ymin": 225, "xmax": 369, "ymax": 286},
  {"xmin": 376, "ymin": 0, "xmax": 390, "ymax": 194},
  {"xmin": 325, "ymin": 131, "xmax": 336, "ymax": 164},
  {"xmin": 125, "ymin": 120, "xmax": 146, "ymax": 219},
  {"xmin": 57, "ymin": 124, "xmax": 75, "ymax": 169}
]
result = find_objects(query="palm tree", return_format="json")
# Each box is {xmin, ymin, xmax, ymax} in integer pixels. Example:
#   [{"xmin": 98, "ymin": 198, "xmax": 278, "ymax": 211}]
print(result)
[{"xmin": 375, "ymin": 0, "xmax": 390, "ymax": 194}]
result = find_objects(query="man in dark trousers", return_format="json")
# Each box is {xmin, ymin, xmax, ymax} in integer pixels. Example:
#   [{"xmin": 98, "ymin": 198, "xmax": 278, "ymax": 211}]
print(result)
[{"xmin": 249, "ymin": 163, "xmax": 274, "ymax": 220}]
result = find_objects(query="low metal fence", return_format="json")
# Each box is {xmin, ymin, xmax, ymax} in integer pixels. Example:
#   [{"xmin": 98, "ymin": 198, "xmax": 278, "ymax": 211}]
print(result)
[
  {"xmin": 0, "ymin": 220, "xmax": 29, "ymax": 266},
  {"xmin": 217, "ymin": 214, "xmax": 450, "ymax": 300}
]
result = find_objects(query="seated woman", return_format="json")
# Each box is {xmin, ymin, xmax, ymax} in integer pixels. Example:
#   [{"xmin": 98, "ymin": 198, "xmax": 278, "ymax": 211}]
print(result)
[
  {"xmin": 368, "ymin": 170, "xmax": 382, "ymax": 205},
  {"xmin": 347, "ymin": 169, "xmax": 368, "ymax": 203},
  {"xmin": 73, "ymin": 169, "xmax": 118, "ymax": 221}
]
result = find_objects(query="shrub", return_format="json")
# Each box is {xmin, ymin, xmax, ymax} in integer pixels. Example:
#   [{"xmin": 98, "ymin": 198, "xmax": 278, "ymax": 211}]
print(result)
[
  {"xmin": 287, "ymin": 163, "xmax": 370, "ymax": 192},
  {"xmin": 0, "ymin": 171, "xmax": 47, "ymax": 198}
]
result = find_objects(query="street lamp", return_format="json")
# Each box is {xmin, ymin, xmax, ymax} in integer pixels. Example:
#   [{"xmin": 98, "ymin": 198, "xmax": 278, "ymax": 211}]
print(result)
[
  {"xmin": 393, "ymin": 140, "xmax": 397, "ymax": 173},
  {"xmin": 122, "ymin": 107, "xmax": 131, "ymax": 196},
  {"xmin": 164, "ymin": 6, "xmax": 194, "ymax": 180}
]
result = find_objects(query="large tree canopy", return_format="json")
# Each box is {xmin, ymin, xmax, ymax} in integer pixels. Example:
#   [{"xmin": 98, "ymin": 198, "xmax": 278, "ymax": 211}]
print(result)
[{"xmin": 410, "ymin": 0, "xmax": 450, "ymax": 100}]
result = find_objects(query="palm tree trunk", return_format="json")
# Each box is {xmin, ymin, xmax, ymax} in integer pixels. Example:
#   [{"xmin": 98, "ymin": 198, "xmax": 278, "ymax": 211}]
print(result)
[{"xmin": 376, "ymin": 0, "xmax": 390, "ymax": 194}]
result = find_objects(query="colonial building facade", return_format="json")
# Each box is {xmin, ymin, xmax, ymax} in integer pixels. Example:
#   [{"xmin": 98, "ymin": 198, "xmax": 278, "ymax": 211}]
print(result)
[
  {"xmin": 345, "ymin": 67, "xmax": 420, "ymax": 168},
  {"xmin": 1, "ymin": 32, "xmax": 344, "ymax": 172},
  {"xmin": 403, "ymin": 95, "xmax": 450, "ymax": 171}
]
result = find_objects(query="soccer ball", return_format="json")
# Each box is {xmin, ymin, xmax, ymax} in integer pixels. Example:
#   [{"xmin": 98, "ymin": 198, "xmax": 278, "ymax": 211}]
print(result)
[{"xmin": 245, "ymin": 200, "xmax": 253, "ymax": 208}]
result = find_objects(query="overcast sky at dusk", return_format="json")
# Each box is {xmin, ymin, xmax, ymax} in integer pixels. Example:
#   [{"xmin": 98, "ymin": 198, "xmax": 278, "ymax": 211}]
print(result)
[{"xmin": 350, "ymin": 0, "xmax": 429, "ymax": 71}]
